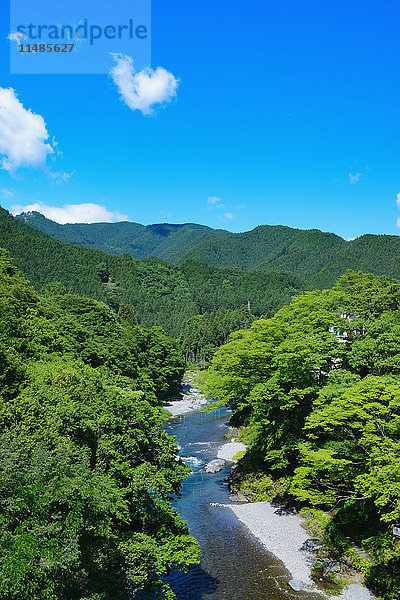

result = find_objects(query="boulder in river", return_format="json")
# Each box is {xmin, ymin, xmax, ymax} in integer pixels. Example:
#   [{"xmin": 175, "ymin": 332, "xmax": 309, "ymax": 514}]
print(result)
[
  {"xmin": 204, "ymin": 459, "xmax": 226, "ymax": 473},
  {"xmin": 288, "ymin": 579, "xmax": 303, "ymax": 591}
]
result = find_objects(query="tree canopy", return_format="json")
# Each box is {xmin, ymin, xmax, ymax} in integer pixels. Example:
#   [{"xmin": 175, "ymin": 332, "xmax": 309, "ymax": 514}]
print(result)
[
  {"xmin": 202, "ymin": 270, "xmax": 400, "ymax": 598},
  {"xmin": 0, "ymin": 248, "xmax": 199, "ymax": 600}
]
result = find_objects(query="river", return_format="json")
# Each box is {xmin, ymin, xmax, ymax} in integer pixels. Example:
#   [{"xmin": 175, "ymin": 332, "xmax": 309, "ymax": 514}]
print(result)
[{"xmin": 163, "ymin": 396, "xmax": 322, "ymax": 600}]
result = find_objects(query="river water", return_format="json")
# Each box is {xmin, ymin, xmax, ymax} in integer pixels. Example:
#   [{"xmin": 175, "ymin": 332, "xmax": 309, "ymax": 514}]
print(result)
[{"xmin": 163, "ymin": 400, "xmax": 321, "ymax": 600}]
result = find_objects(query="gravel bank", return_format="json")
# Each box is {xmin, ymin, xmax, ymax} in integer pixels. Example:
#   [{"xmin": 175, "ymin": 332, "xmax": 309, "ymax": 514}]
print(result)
[
  {"xmin": 228, "ymin": 502, "xmax": 373, "ymax": 599},
  {"xmin": 339, "ymin": 584, "xmax": 372, "ymax": 600},
  {"xmin": 230, "ymin": 502, "xmax": 314, "ymax": 588},
  {"xmin": 217, "ymin": 441, "xmax": 246, "ymax": 461},
  {"xmin": 164, "ymin": 385, "xmax": 208, "ymax": 417}
]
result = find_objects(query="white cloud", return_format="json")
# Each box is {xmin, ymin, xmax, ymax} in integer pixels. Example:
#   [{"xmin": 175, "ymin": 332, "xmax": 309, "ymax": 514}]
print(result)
[
  {"xmin": 206, "ymin": 196, "xmax": 225, "ymax": 209},
  {"xmin": 11, "ymin": 202, "xmax": 129, "ymax": 224},
  {"xmin": 207, "ymin": 197, "xmax": 236, "ymax": 220},
  {"xmin": 348, "ymin": 172, "xmax": 362, "ymax": 184},
  {"xmin": 7, "ymin": 31, "xmax": 26, "ymax": 49},
  {"xmin": 0, "ymin": 87, "xmax": 54, "ymax": 173},
  {"xmin": 218, "ymin": 212, "xmax": 235, "ymax": 221},
  {"xmin": 45, "ymin": 169, "xmax": 74, "ymax": 185},
  {"xmin": 110, "ymin": 54, "xmax": 179, "ymax": 116},
  {"xmin": 1, "ymin": 187, "xmax": 17, "ymax": 200},
  {"xmin": 396, "ymin": 193, "xmax": 400, "ymax": 228},
  {"xmin": 51, "ymin": 137, "xmax": 63, "ymax": 158}
]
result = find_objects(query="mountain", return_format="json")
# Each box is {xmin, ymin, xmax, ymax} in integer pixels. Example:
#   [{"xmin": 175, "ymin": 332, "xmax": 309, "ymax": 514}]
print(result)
[
  {"xmin": 181, "ymin": 226, "xmax": 400, "ymax": 287},
  {"xmin": 16, "ymin": 211, "xmax": 222, "ymax": 262},
  {"xmin": 16, "ymin": 212, "xmax": 400, "ymax": 288},
  {"xmin": 1, "ymin": 207, "xmax": 307, "ymax": 335},
  {"xmin": 181, "ymin": 225, "xmax": 344, "ymax": 284}
]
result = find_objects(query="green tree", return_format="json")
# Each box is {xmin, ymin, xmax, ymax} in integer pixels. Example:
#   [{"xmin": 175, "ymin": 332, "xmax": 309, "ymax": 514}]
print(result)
[
  {"xmin": 0, "ymin": 251, "xmax": 200, "ymax": 599},
  {"xmin": 291, "ymin": 375, "xmax": 400, "ymax": 522}
]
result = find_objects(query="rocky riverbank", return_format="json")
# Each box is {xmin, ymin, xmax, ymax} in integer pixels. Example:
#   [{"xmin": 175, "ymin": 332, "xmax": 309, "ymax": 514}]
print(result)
[
  {"xmin": 228, "ymin": 501, "xmax": 374, "ymax": 600},
  {"xmin": 167, "ymin": 379, "xmax": 374, "ymax": 599},
  {"xmin": 164, "ymin": 375, "xmax": 208, "ymax": 417},
  {"xmin": 217, "ymin": 440, "xmax": 246, "ymax": 461}
]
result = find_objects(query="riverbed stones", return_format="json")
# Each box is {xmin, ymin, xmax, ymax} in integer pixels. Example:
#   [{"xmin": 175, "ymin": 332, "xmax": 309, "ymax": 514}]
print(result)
[
  {"xmin": 204, "ymin": 459, "xmax": 226, "ymax": 473},
  {"xmin": 288, "ymin": 579, "xmax": 303, "ymax": 591},
  {"xmin": 228, "ymin": 491, "xmax": 247, "ymax": 502},
  {"xmin": 217, "ymin": 441, "xmax": 246, "ymax": 461}
]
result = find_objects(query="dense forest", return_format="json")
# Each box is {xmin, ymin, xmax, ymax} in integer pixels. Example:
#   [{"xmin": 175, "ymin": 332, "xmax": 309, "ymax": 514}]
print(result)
[
  {"xmin": 17, "ymin": 211, "xmax": 400, "ymax": 288},
  {"xmin": 16, "ymin": 212, "xmax": 218, "ymax": 263},
  {"xmin": 0, "ymin": 248, "xmax": 202, "ymax": 600},
  {"xmin": 5, "ymin": 205, "xmax": 400, "ymax": 598},
  {"xmin": 179, "ymin": 306, "xmax": 256, "ymax": 366},
  {"xmin": 0, "ymin": 208, "xmax": 308, "ymax": 343},
  {"xmin": 202, "ymin": 270, "xmax": 400, "ymax": 598}
]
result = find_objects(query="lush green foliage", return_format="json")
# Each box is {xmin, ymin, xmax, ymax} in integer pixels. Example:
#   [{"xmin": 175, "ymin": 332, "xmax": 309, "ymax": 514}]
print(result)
[
  {"xmin": 1, "ymin": 208, "xmax": 308, "ymax": 338},
  {"xmin": 202, "ymin": 270, "xmax": 400, "ymax": 598},
  {"xmin": 37, "ymin": 288, "xmax": 184, "ymax": 402},
  {"xmin": 8, "ymin": 206, "xmax": 400, "ymax": 596},
  {"xmin": 179, "ymin": 306, "xmax": 256, "ymax": 366},
  {"xmin": 0, "ymin": 249, "xmax": 199, "ymax": 600},
  {"xmin": 180, "ymin": 259, "xmax": 308, "ymax": 316},
  {"xmin": 18, "ymin": 212, "xmax": 400, "ymax": 289},
  {"xmin": 17, "ymin": 212, "xmax": 216, "ymax": 263},
  {"xmin": 182, "ymin": 226, "xmax": 400, "ymax": 288}
]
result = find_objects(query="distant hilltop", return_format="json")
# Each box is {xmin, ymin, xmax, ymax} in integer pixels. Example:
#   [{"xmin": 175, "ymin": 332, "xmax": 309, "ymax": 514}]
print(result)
[{"xmin": 16, "ymin": 210, "xmax": 400, "ymax": 288}]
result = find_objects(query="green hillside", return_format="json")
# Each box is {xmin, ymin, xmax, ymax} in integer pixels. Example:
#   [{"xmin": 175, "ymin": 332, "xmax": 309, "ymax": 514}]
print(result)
[
  {"xmin": 182, "ymin": 225, "xmax": 400, "ymax": 287},
  {"xmin": 202, "ymin": 270, "xmax": 400, "ymax": 599},
  {"xmin": 180, "ymin": 259, "xmax": 308, "ymax": 315},
  {"xmin": 1, "ymin": 208, "xmax": 307, "ymax": 336},
  {"xmin": 181, "ymin": 225, "xmax": 345, "ymax": 282},
  {"xmin": 17, "ymin": 212, "xmax": 400, "ymax": 287},
  {"xmin": 16, "ymin": 211, "xmax": 221, "ymax": 262},
  {"xmin": 0, "ymin": 249, "xmax": 200, "ymax": 599}
]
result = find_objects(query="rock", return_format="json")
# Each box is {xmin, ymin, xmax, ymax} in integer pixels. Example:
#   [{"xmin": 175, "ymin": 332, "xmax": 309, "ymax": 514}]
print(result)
[
  {"xmin": 229, "ymin": 491, "xmax": 248, "ymax": 503},
  {"xmin": 204, "ymin": 459, "xmax": 226, "ymax": 473},
  {"xmin": 288, "ymin": 579, "xmax": 303, "ymax": 591},
  {"xmin": 217, "ymin": 441, "xmax": 246, "ymax": 461}
]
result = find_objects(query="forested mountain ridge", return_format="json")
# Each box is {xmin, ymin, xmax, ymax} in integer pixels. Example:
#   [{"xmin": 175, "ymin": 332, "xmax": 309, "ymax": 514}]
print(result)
[
  {"xmin": 16, "ymin": 211, "xmax": 400, "ymax": 288},
  {"xmin": 182, "ymin": 225, "xmax": 400, "ymax": 287},
  {"xmin": 0, "ymin": 208, "xmax": 307, "ymax": 336},
  {"xmin": 16, "ymin": 211, "xmax": 222, "ymax": 262},
  {"xmin": 183, "ymin": 224, "xmax": 344, "ymax": 277}
]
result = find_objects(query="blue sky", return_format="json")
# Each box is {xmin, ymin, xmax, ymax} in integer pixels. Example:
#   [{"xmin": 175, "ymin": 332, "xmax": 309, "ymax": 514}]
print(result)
[{"xmin": 0, "ymin": 0, "xmax": 400, "ymax": 239}]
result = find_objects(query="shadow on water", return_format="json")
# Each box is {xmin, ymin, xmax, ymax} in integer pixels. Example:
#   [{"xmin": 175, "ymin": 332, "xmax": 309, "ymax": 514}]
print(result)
[
  {"xmin": 163, "ymin": 402, "xmax": 323, "ymax": 600},
  {"xmin": 167, "ymin": 565, "xmax": 219, "ymax": 599}
]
